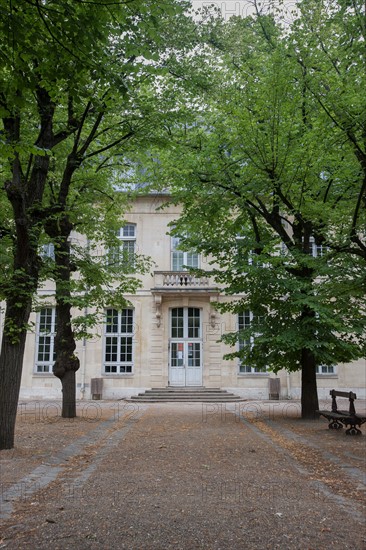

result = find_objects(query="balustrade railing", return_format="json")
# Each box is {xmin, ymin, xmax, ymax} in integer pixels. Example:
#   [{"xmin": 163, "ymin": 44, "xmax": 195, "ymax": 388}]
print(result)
[{"xmin": 154, "ymin": 271, "xmax": 211, "ymax": 288}]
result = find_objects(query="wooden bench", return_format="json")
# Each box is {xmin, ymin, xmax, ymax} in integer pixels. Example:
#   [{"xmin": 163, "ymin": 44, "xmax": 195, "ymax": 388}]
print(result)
[{"xmin": 317, "ymin": 390, "xmax": 366, "ymax": 436}]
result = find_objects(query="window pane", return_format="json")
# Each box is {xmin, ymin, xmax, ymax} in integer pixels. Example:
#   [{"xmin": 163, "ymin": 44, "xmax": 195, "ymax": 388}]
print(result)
[
  {"xmin": 120, "ymin": 336, "xmax": 133, "ymax": 362},
  {"xmin": 316, "ymin": 365, "xmax": 335, "ymax": 374},
  {"xmin": 171, "ymin": 308, "xmax": 184, "ymax": 338},
  {"xmin": 239, "ymin": 364, "xmax": 252, "ymax": 373},
  {"xmin": 121, "ymin": 309, "xmax": 133, "ymax": 333},
  {"xmin": 122, "ymin": 224, "xmax": 136, "ymax": 237},
  {"xmin": 105, "ymin": 365, "xmax": 117, "ymax": 373},
  {"xmin": 41, "ymin": 243, "xmax": 55, "ymax": 260},
  {"xmin": 171, "ymin": 342, "xmax": 184, "ymax": 367},
  {"xmin": 188, "ymin": 342, "xmax": 200, "ymax": 367},
  {"xmin": 171, "ymin": 236, "xmax": 180, "ymax": 251},
  {"xmin": 172, "ymin": 251, "xmax": 184, "ymax": 271},
  {"xmin": 39, "ymin": 308, "xmax": 53, "ymax": 333},
  {"xmin": 105, "ymin": 337, "xmax": 118, "ymax": 362},
  {"xmin": 188, "ymin": 308, "xmax": 200, "ymax": 338},
  {"xmin": 238, "ymin": 311, "xmax": 251, "ymax": 330},
  {"xmin": 186, "ymin": 253, "xmax": 199, "ymax": 268},
  {"xmin": 108, "ymin": 246, "xmax": 120, "ymax": 266},
  {"xmin": 106, "ymin": 309, "xmax": 119, "ymax": 333},
  {"xmin": 37, "ymin": 364, "xmax": 51, "ymax": 373},
  {"xmin": 123, "ymin": 240, "xmax": 135, "ymax": 257}
]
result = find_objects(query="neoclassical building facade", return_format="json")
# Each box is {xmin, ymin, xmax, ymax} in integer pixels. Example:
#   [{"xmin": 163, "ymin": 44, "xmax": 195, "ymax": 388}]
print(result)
[{"xmin": 8, "ymin": 193, "xmax": 366, "ymax": 400}]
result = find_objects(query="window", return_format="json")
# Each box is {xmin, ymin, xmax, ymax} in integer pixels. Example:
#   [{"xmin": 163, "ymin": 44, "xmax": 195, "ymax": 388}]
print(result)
[
  {"xmin": 171, "ymin": 307, "xmax": 201, "ymax": 339},
  {"xmin": 307, "ymin": 237, "xmax": 329, "ymax": 257},
  {"xmin": 40, "ymin": 243, "xmax": 55, "ymax": 260},
  {"xmin": 108, "ymin": 224, "xmax": 136, "ymax": 270},
  {"xmin": 104, "ymin": 308, "xmax": 134, "ymax": 374},
  {"xmin": 248, "ymin": 250, "xmax": 264, "ymax": 267},
  {"xmin": 234, "ymin": 236, "xmax": 265, "ymax": 268},
  {"xmin": 316, "ymin": 365, "xmax": 335, "ymax": 375},
  {"xmin": 35, "ymin": 308, "xmax": 57, "ymax": 373},
  {"xmin": 238, "ymin": 311, "xmax": 266, "ymax": 374},
  {"xmin": 171, "ymin": 236, "xmax": 199, "ymax": 271}
]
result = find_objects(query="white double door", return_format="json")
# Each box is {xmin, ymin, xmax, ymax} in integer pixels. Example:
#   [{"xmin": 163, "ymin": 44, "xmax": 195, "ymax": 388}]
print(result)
[{"xmin": 169, "ymin": 307, "xmax": 202, "ymax": 387}]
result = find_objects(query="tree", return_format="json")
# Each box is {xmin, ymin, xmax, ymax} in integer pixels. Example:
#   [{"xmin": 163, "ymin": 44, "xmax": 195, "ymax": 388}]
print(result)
[
  {"xmin": 289, "ymin": 0, "xmax": 366, "ymax": 262},
  {"xmin": 37, "ymin": 0, "xmax": 200, "ymax": 418},
  {"xmin": 0, "ymin": 0, "xmax": 193, "ymax": 449},
  {"xmin": 42, "ymin": 167, "xmax": 151, "ymax": 418},
  {"xmin": 137, "ymin": 5, "xmax": 366, "ymax": 418}
]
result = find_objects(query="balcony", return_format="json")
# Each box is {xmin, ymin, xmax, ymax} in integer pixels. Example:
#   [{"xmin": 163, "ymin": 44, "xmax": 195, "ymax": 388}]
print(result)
[{"xmin": 152, "ymin": 271, "xmax": 218, "ymax": 294}]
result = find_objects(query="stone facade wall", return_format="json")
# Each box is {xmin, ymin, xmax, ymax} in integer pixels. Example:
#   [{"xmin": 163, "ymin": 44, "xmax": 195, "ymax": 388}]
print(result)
[{"xmin": 0, "ymin": 194, "xmax": 364, "ymax": 400}]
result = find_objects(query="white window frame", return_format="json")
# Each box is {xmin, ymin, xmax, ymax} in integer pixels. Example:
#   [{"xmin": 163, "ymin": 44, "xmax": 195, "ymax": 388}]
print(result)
[
  {"xmin": 103, "ymin": 308, "xmax": 134, "ymax": 374},
  {"xmin": 35, "ymin": 308, "xmax": 57, "ymax": 373},
  {"xmin": 238, "ymin": 311, "xmax": 267, "ymax": 374},
  {"xmin": 171, "ymin": 236, "xmax": 199, "ymax": 271}
]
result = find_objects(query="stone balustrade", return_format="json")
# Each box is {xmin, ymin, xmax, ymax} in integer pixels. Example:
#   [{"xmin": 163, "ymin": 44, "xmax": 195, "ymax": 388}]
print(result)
[{"xmin": 154, "ymin": 271, "xmax": 211, "ymax": 289}]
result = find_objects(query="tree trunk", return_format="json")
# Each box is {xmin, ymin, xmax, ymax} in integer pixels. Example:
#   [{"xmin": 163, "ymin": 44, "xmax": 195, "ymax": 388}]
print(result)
[
  {"xmin": 1, "ymin": 88, "xmax": 55, "ymax": 449},
  {"xmin": 59, "ymin": 366, "xmax": 77, "ymax": 418},
  {"xmin": 300, "ymin": 347, "xmax": 319, "ymax": 419},
  {"xmin": 0, "ymin": 301, "xmax": 32, "ymax": 449},
  {"xmin": 48, "ymin": 215, "xmax": 80, "ymax": 418},
  {"xmin": 52, "ymin": 302, "xmax": 80, "ymax": 418}
]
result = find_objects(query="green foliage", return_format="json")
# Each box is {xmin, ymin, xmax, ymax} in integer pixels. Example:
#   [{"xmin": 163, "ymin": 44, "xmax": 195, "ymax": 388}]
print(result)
[
  {"xmin": 0, "ymin": 0, "xmax": 197, "ymax": 334},
  {"xmin": 136, "ymin": 1, "xmax": 366, "ymax": 375}
]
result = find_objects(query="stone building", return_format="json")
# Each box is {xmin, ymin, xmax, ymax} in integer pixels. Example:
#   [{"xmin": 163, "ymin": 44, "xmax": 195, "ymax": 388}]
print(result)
[{"xmin": 11, "ymin": 192, "xmax": 366, "ymax": 401}]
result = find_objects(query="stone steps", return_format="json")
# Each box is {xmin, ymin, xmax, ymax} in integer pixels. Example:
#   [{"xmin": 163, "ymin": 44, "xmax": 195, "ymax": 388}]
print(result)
[{"xmin": 128, "ymin": 387, "xmax": 244, "ymax": 402}]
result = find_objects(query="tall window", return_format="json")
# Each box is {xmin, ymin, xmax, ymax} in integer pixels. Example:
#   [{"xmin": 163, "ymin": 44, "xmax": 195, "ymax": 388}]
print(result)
[
  {"xmin": 104, "ymin": 309, "xmax": 134, "ymax": 374},
  {"xmin": 171, "ymin": 236, "xmax": 199, "ymax": 271},
  {"xmin": 35, "ymin": 308, "xmax": 57, "ymax": 373},
  {"xmin": 238, "ymin": 311, "xmax": 266, "ymax": 374},
  {"xmin": 108, "ymin": 224, "xmax": 136, "ymax": 270}
]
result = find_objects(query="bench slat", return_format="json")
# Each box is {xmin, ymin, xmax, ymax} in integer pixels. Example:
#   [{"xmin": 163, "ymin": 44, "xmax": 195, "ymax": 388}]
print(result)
[
  {"xmin": 317, "ymin": 410, "xmax": 360, "ymax": 419},
  {"xmin": 330, "ymin": 390, "xmax": 357, "ymax": 399}
]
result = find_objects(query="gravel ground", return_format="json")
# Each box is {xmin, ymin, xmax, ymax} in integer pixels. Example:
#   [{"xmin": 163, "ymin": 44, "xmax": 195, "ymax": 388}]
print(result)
[{"xmin": 0, "ymin": 399, "xmax": 365, "ymax": 549}]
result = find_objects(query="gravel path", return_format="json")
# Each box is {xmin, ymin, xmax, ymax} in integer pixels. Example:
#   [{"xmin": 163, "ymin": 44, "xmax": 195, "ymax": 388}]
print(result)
[{"xmin": 0, "ymin": 401, "xmax": 365, "ymax": 549}]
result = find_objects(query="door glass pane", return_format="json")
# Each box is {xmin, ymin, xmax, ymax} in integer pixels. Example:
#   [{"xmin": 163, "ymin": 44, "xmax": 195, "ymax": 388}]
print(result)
[
  {"xmin": 188, "ymin": 342, "xmax": 200, "ymax": 367},
  {"xmin": 171, "ymin": 308, "xmax": 184, "ymax": 338},
  {"xmin": 171, "ymin": 342, "xmax": 184, "ymax": 367},
  {"xmin": 188, "ymin": 308, "xmax": 200, "ymax": 338}
]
